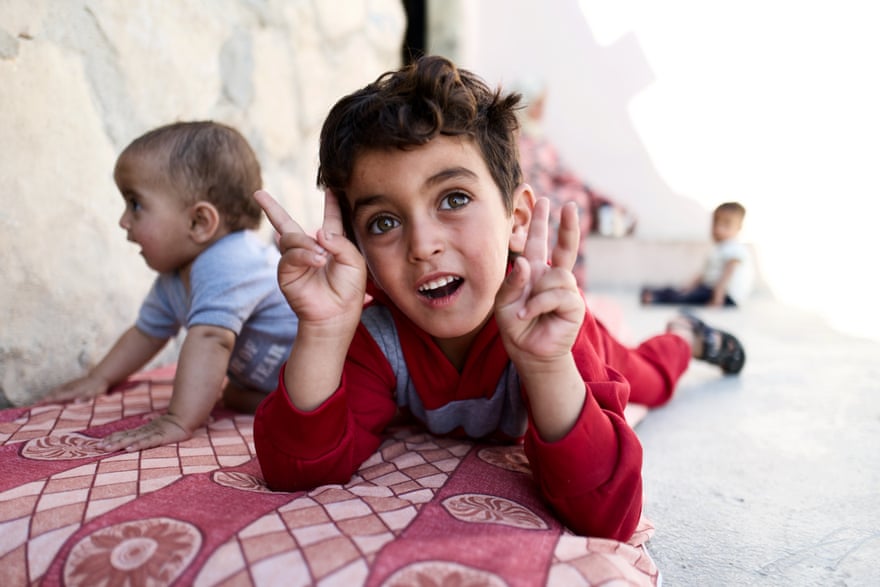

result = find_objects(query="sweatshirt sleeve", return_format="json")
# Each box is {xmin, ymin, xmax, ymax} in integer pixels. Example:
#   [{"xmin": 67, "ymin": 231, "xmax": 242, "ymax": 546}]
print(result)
[
  {"xmin": 523, "ymin": 309, "xmax": 644, "ymax": 541},
  {"xmin": 253, "ymin": 324, "xmax": 399, "ymax": 491}
]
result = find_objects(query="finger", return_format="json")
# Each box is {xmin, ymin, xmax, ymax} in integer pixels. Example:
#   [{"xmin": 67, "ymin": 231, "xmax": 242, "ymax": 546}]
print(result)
[
  {"xmin": 516, "ymin": 267, "xmax": 583, "ymax": 318},
  {"xmin": 119, "ymin": 419, "xmax": 188, "ymax": 452},
  {"xmin": 278, "ymin": 243, "xmax": 330, "ymax": 270},
  {"xmin": 315, "ymin": 190, "xmax": 369, "ymax": 268},
  {"xmin": 277, "ymin": 230, "xmax": 325, "ymax": 253},
  {"xmin": 517, "ymin": 287, "xmax": 583, "ymax": 323},
  {"xmin": 100, "ymin": 427, "xmax": 155, "ymax": 453},
  {"xmin": 44, "ymin": 388, "xmax": 85, "ymax": 404},
  {"xmin": 97, "ymin": 431, "xmax": 129, "ymax": 452},
  {"xmin": 97, "ymin": 422, "xmax": 148, "ymax": 448},
  {"xmin": 551, "ymin": 201, "xmax": 580, "ymax": 272},
  {"xmin": 320, "ymin": 189, "xmax": 346, "ymax": 238},
  {"xmin": 120, "ymin": 434, "xmax": 163, "ymax": 452},
  {"xmin": 254, "ymin": 190, "xmax": 305, "ymax": 236},
  {"xmin": 523, "ymin": 197, "xmax": 550, "ymax": 264},
  {"xmin": 495, "ymin": 255, "xmax": 531, "ymax": 311}
]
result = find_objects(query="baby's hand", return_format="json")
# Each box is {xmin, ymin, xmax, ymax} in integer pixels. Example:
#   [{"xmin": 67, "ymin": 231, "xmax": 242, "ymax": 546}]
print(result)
[
  {"xmin": 39, "ymin": 373, "xmax": 110, "ymax": 405},
  {"xmin": 98, "ymin": 413, "xmax": 192, "ymax": 453},
  {"xmin": 254, "ymin": 190, "xmax": 366, "ymax": 329},
  {"xmin": 495, "ymin": 198, "xmax": 585, "ymax": 367}
]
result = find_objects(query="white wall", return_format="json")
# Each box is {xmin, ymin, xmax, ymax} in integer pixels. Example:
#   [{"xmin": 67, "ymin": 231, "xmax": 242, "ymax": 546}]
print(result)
[
  {"xmin": 0, "ymin": 0, "xmax": 406, "ymax": 406},
  {"xmin": 454, "ymin": 0, "xmax": 880, "ymax": 341}
]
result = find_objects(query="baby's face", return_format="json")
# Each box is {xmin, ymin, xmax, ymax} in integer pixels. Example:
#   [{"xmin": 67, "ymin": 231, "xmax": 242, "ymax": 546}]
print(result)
[
  {"xmin": 711, "ymin": 210, "xmax": 743, "ymax": 243},
  {"xmin": 115, "ymin": 154, "xmax": 198, "ymax": 273},
  {"xmin": 344, "ymin": 135, "xmax": 524, "ymax": 359}
]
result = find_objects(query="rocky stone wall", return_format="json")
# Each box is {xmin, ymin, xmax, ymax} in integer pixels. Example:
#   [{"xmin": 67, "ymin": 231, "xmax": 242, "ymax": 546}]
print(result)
[{"xmin": 0, "ymin": 0, "xmax": 405, "ymax": 406}]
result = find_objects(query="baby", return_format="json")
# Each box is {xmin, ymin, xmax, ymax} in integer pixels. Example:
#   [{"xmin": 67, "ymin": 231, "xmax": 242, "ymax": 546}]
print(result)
[
  {"xmin": 642, "ymin": 202, "xmax": 754, "ymax": 306},
  {"xmin": 44, "ymin": 121, "xmax": 299, "ymax": 452}
]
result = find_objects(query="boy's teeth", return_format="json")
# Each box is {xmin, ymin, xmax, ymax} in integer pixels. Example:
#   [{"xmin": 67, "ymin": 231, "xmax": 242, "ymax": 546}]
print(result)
[{"xmin": 419, "ymin": 276, "xmax": 456, "ymax": 292}]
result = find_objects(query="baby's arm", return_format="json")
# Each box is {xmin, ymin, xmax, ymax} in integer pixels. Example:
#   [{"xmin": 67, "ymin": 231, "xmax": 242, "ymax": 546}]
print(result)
[
  {"xmin": 98, "ymin": 324, "xmax": 234, "ymax": 452},
  {"xmin": 710, "ymin": 258, "xmax": 741, "ymax": 306},
  {"xmin": 495, "ymin": 198, "xmax": 587, "ymax": 441},
  {"xmin": 254, "ymin": 190, "xmax": 367, "ymax": 411},
  {"xmin": 42, "ymin": 326, "xmax": 166, "ymax": 404}
]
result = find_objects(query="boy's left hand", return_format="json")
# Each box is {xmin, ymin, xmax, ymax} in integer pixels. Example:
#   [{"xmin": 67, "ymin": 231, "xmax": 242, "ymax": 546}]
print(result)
[
  {"xmin": 495, "ymin": 198, "xmax": 585, "ymax": 367},
  {"xmin": 98, "ymin": 413, "xmax": 192, "ymax": 453}
]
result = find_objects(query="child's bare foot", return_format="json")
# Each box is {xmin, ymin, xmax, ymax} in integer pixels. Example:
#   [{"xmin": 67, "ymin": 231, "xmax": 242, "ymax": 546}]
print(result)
[{"xmin": 640, "ymin": 287, "xmax": 653, "ymax": 305}]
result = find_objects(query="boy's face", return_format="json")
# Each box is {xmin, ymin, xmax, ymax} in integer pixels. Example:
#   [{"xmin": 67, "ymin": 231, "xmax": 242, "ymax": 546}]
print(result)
[
  {"xmin": 345, "ymin": 135, "xmax": 532, "ymax": 357},
  {"xmin": 115, "ymin": 154, "xmax": 200, "ymax": 273},
  {"xmin": 712, "ymin": 210, "xmax": 743, "ymax": 243}
]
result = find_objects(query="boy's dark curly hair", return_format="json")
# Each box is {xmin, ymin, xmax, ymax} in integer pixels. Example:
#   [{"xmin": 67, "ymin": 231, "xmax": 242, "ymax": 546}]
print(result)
[
  {"xmin": 116, "ymin": 121, "xmax": 263, "ymax": 231},
  {"xmin": 317, "ymin": 55, "xmax": 523, "ymax": 238}
]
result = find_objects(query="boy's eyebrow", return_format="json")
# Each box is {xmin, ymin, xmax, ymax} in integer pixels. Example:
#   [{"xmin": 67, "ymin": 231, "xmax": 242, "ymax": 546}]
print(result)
[
  {"xmin": 350, "ymin": 194, "xmax": 384, "ymax": 217},
  {"xmin": 350, "ymin": 166, "xmax": 479, "ymax": 217},
  {"xmin": 424, "ymin": 166, "xmax": 479, "ymax": 187}
]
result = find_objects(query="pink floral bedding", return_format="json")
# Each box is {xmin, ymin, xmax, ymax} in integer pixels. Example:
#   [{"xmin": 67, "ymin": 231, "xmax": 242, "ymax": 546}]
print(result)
[{"xmin": 0, "ymin": 365, "xmax": 659, "ymax": 586}]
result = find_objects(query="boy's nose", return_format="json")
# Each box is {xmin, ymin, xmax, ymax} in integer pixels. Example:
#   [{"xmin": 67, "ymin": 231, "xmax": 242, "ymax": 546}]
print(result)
[
  {"xmin": 406, "ymin": 219, "xmax": 444, "ymax": 262},
  {"xmin": 118, "ymin": 211, "xmax": 130, "ymax": 230}
]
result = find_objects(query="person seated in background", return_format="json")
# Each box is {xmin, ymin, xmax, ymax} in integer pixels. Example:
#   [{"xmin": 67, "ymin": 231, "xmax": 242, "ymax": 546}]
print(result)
[
  {"xmin": 641, "ymin": 201, "xmax": 754, "ymax": 307},
  {"xmin": 512, "ymin": 76, "xmax": 636, "ymax": 289},
  {"xmin": 42, "ymin": 121, "xmax": 299, "ymax": 452}
]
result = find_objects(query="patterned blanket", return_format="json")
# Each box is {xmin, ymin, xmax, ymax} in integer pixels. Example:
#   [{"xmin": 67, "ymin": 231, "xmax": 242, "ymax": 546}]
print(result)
[{"xmin": 0, "ymin": 365, "xmax": 659, "ymax": 586}]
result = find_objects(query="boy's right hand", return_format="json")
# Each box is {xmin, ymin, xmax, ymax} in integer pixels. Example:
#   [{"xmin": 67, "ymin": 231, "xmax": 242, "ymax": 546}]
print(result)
[
  {"xmin": 254, "ymin": 190, "xmax": 366, "ymax": 329},
  {"xmin": 40, "ymin": 373, "xmax": 110, "ymax": 405}
]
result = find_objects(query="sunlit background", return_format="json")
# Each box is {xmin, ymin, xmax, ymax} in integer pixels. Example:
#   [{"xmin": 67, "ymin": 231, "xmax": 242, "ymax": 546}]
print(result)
[
  {"xmin": 461, "ymin": 0, "xmax": 880, "ymax": 342},
  {"xmin": 587, "ymin": 1, "xmax": 880, "ymax": 341}
]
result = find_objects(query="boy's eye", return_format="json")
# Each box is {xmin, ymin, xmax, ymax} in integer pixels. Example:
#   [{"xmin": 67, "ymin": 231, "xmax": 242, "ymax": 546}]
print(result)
[
  {"xmin": 367, "ymin": 215, "xmax": 400, "ymax": 235},
  {"xmin": 440, "ymin": 191, "xmax": 470, "ymax": 210},
  {"xmin": 127, "ymin": 198, "xmax": 142, "ymax": 212}
]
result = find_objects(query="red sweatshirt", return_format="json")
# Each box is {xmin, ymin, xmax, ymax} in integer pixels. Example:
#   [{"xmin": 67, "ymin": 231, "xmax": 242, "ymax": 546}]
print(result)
[{"xmin": 254, "ymin": 295, "xmax": 645, "ymax": 541}]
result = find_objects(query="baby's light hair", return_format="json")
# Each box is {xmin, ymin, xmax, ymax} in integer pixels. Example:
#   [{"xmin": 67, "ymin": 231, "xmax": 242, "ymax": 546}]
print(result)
[{"xmin": 116, "ymin": 121, "xmax": 263, "ymax": 231}]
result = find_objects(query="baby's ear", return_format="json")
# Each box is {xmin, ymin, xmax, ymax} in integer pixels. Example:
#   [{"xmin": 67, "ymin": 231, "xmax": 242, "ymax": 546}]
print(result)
[
  {"xmin": 189, "ymin": 201, "xmax": 222, "ymax": 244},
  {"xmin": 508, "ymin": 183, "xmax": 535, "ymax": 254}
]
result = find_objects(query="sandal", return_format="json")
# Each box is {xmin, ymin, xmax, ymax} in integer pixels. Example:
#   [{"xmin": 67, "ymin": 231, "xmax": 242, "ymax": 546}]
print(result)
[{"xmin": 677, "ymin": 311, "xmax": 746, "ymax": 375}]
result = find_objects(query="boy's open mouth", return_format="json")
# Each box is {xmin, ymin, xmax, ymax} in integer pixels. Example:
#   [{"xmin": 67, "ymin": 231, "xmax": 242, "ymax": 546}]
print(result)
[{"xmin": 418, "ymin": 276, "xmax": 463, "ymax": 299}]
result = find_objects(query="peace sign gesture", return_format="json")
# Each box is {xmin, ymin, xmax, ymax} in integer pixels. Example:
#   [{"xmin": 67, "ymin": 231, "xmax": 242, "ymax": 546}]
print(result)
[
  {"xmin": 255, "ymin": 190, "xmax": 367, "ymax": 329},
  {"xmin": 494, "ymin": 197, "xmax": 585, "ymax": 368}
]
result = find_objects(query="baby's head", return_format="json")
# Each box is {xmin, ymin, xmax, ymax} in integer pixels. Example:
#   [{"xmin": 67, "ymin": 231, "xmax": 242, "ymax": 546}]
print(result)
[
  {"xmin": 712, "ymin": 202, "xmax": 746, "ymax": 242},
  {"xmin": 115, "ymin": 121, "xmax": 263, "ymax": 232},
  {"xmin": 317, "ymin": 55, "xmax": 524, "ymax": 239}
]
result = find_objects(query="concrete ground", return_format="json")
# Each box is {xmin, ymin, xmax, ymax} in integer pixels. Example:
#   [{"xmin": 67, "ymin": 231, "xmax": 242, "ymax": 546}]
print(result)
[{"xmin": 590, "ymin": 288, "xmax": 880, "ymax": 586}]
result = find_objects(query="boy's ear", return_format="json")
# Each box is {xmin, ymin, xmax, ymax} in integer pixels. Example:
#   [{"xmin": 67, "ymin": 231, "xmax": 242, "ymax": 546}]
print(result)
[
  {"xmin": 189, "ymin": 201, "xmax": 222, "ymax": 244},
  {"xmin": 508, "ymin": 183, "xmax": 536, "ymax": 254}
]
